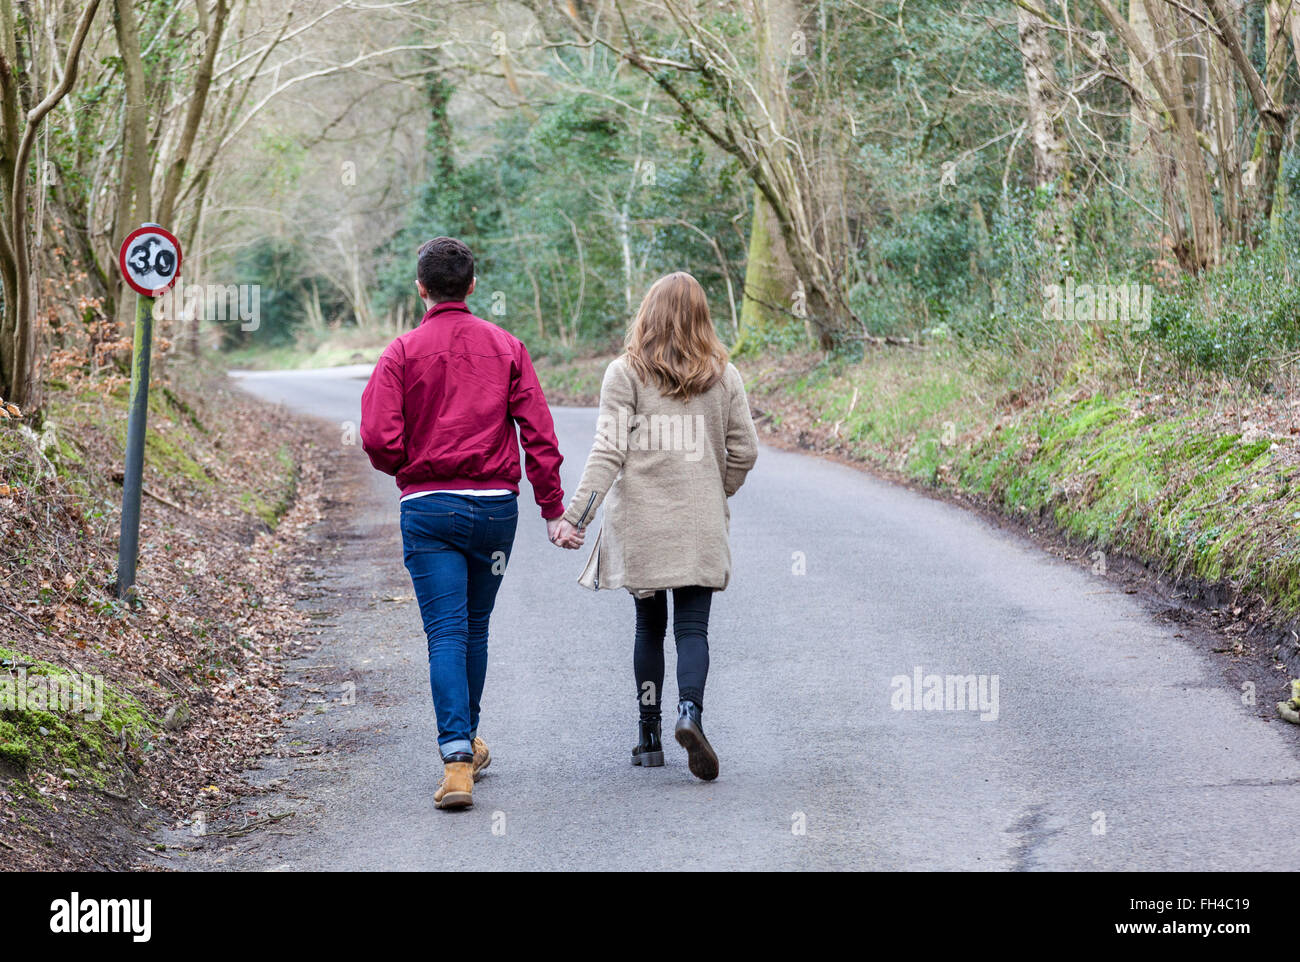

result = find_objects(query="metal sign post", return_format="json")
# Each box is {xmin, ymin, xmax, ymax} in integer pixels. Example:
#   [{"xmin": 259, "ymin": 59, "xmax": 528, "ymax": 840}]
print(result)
[{"xmin": 115, "ymin": 223, "xmax": 182, "ymax": 601}]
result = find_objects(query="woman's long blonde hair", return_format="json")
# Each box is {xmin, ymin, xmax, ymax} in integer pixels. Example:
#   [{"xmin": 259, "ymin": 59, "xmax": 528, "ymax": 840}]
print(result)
[{"xmin": 624, "ymin": 272, "xmax": 728, "ymax": 401}]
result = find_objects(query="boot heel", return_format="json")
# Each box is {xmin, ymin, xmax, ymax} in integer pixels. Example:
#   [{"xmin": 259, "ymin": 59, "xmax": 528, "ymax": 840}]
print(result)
[
  {"xmin": 632, "ymin": 716, "xmax": 664, "ymax": 767},
  {"xmin": 675, "ymin": 701, "xmax": 719, "ymax": 781}
]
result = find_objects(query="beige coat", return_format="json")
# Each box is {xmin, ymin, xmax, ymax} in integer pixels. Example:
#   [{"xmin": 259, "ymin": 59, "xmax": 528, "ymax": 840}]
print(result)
[{"xmin": 561, "ymin": 357, "xmax": 759, "ymax": 594}]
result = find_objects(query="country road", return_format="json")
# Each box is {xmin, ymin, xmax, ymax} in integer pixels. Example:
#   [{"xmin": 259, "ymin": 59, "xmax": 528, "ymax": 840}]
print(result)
[{"xmin": 161, "ymin": 364, "xmax": 1300, "ymax": 871}]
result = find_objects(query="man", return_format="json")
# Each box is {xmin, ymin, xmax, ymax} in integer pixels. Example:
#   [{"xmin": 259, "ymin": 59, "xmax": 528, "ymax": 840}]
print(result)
[{"xmin": 361, "ymin": 236, "xmax": 582, "ymax": 810}]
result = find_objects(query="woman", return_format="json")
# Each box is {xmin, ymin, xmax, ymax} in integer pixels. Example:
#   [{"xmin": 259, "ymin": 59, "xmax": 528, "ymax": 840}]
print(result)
[{"xmin": 552, "ymin": 272, "xmax": 759, "ymax": 781}]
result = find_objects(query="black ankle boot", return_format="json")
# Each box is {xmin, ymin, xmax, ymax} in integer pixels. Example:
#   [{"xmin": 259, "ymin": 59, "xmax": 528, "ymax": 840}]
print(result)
[
  {"xmin": 674, "ymin": 699, "xmax": 718, "ymax": 781},
  {"xmin": 631, "ymin": 716, "xmax": 664, "ymax": 767}
]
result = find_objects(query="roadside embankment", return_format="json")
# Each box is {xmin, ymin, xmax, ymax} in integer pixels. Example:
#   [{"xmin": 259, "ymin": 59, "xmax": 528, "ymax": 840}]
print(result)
[{"xmin": 0, "ymin": 366, "xmax": 327, "ymax": 868}]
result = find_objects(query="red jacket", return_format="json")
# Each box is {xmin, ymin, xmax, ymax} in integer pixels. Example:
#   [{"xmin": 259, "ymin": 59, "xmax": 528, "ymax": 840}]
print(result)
[{"xmin": 360, "ymin": 302, "xmax": 565, "ymax": 518}]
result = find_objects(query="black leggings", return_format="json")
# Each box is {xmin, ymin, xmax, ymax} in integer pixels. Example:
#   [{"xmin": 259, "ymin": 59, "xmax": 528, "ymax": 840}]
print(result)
[{"xmin": 633, "ymin": 586, "xmax": 713, "ymax": 718}]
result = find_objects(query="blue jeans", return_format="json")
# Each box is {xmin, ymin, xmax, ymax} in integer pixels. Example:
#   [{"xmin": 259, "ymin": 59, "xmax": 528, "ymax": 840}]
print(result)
[{"xmin": 400, "ymin": 492, "xmax": 518, "ymax": 759}]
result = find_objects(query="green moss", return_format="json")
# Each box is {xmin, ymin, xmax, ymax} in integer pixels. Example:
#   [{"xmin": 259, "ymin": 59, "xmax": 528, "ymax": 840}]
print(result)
[
  {"xmin": 47, "ymin": 384, "xmax": 213, "ymax": 491},
  {"xmin": 158, "ymin": 386, "xmax": 208, "ymax": 434},
  {"xmin": 0, "ymin": 647, "xmax": 160, "ymax": 786},
  {"xmin": 736, "ymin": 188, "xmax": 804, "ymax": 353},
  {"xmin": 942, "ymin": 386, "xmax": 1300, "ymax": 611},
  {"xmin": 0, "ymin": 738, "xmax": 32, "ymax": 768},
  {"xmin": 142, "ymin": 427, "xmax": 213, "ymax": 487},
  {"xmin": 237, "ymin": 443, "xmax": 297, "ymax": 527}
]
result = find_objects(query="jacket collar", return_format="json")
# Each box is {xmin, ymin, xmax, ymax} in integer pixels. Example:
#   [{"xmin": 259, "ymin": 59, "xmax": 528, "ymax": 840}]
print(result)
[{"xmin": 421, "ymin": 301, "xmax": 468, "ymax": 324}]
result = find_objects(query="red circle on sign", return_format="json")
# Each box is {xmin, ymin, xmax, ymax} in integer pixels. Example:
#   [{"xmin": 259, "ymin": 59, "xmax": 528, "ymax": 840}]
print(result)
[{"xmin": 118, "ymin": 225, "xmax": 183, "ymax": 297}]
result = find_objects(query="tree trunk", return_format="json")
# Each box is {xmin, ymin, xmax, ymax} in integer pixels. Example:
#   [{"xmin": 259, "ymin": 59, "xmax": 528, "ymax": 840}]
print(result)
[
  {"xmin": 1127, "ymin": 0, "xmax": 1158, "ymax": 194},
  {"xmin": 1017, "ymin": 6, "xmax": 1070, "ymax": 263},
  {"xmin": 738, "ymin": 0, "xmax": 805, "ymax": 346},
  {"xmin": 739, "ymin": 186, "xmax": 797, "ymax": 345},
  {"xmin": 0, "ymin": 0, "xmax": 101, "ymax": 405},
  {"xmin": 112, "ymin": 0, "xmax": 153, "ymax": 332},
  {"xmin": 158, "ymin": 0, "xmax": 229, "ymax": 228}
]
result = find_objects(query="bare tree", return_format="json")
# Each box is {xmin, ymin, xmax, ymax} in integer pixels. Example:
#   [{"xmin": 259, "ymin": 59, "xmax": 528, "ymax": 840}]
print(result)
[
  {"xmin": 1021, "ymin": 0, "xmax": 1294, "ymax": 272},
  {"xmin": 532, "ymin": 0, "xmax": 864, "ymax": 347},
  {"xmin": 0, "ymin": 0, "xmax": 103, "ymax": 406},
  {"xmin": 1017, "ymin": 4, "xmax": 1070, "ymax": 261}
]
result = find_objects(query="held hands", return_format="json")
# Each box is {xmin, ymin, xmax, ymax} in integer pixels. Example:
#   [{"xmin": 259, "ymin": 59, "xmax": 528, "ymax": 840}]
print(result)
[{"xmin": 546, "ymin": 517, "xmax": 585, "ymax": 549}]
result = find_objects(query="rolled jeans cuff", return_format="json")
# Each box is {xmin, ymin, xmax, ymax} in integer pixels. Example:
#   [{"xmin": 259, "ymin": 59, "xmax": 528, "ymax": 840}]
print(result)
[{"xmin": 441, "ymin": 738, "xmax": 473, "ymax": 759}]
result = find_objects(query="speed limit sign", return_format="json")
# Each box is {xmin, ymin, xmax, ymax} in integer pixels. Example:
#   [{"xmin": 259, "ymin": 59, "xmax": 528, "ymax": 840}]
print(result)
[
  {"xmin": 115, "ymin": 221, "xmax": 183, "ymax": 602},
  {"xmin": 118, "ymin": 223, "xmax": 182, "ymax": 297}
]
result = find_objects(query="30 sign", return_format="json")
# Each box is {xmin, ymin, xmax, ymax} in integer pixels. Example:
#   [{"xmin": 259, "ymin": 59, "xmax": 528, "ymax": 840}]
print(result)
[
  {"xmin": 114, "ymin": 222, "xmax": 182, "ymax": 601},
  {"xmin": 118, "ymin": 224, "xmax": 182, "ymax": 297}
]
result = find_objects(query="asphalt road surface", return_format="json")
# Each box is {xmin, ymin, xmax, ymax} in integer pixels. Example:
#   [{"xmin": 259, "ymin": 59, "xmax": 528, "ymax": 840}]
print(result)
[{"xmin": 164, "ymin": 365, "xmax": 1300, "ymax": 870}]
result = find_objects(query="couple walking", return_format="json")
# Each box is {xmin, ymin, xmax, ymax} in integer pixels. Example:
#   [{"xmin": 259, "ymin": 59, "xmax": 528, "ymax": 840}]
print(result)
[{"xmin": 360, "ymin": 237, "xmax": 759, "ymax": 810}]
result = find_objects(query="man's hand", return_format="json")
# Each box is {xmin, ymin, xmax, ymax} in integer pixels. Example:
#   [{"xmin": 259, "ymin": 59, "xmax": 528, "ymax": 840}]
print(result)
[{"xmin": 547, "ymin": 517, "xmax": 585, "ymax": 549}]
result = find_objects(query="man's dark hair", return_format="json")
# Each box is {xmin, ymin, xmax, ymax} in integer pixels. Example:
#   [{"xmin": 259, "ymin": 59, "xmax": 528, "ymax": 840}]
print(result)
[{"xmin": 417, "ymin": 236, "xmax": 475, "ymax": 301}]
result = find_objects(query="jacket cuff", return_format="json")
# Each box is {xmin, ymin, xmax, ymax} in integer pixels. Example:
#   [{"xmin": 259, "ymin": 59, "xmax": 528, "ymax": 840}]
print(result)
[
  {"xmin": 540, "ymin": 501, "xmax": 566, "ymax": 521},
  {"xmin": 564, "ymin": 489, "xmax": 602, "ymax": 527}
]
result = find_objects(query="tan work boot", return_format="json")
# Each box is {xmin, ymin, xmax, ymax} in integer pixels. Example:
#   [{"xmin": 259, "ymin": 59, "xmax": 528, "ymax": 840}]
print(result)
[
  {"xmin": 434, "ymin": 758, "xmax": 474, "ymax": 810},
  {"xmin": 471, "ymin": 737, "xmax": 491, "ymax": 781}
]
